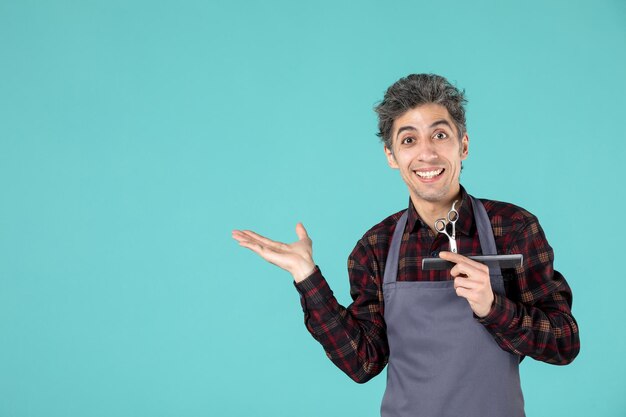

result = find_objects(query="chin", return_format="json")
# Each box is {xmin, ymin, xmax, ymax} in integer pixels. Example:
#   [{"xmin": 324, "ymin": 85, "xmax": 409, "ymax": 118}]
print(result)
[{"xmin": 413, "ymin": 187, "xmax": 452, "ymax": 203}]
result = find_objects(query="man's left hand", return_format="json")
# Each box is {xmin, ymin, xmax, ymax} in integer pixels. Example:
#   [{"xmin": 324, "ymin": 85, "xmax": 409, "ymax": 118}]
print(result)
[{"xmin": 439, "ymin": 251, "xmax": 495, "ymax": 318}]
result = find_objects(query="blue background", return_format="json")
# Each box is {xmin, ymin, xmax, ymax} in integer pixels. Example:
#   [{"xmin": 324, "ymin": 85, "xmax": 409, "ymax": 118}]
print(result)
[{"xmin": 1, "ymin": 0, "xmax": 624, "ymax": 416}]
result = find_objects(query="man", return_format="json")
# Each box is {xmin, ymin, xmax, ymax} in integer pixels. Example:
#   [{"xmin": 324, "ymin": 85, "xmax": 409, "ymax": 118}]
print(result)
[{"xmin": 232, "ymin": 74, "xmax": 579, "ymax": 417}]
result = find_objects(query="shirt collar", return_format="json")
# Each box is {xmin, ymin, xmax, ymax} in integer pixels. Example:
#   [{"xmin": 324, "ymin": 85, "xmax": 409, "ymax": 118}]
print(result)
[{"xmin": 406, "ymin": 185, "xmax": 474, "ymax": 236}]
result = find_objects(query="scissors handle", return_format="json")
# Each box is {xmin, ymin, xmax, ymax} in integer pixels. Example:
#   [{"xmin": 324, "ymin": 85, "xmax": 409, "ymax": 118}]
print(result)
[{"xmin": 434, "ymin": 218, "xmax": 447, "ymax": 233}]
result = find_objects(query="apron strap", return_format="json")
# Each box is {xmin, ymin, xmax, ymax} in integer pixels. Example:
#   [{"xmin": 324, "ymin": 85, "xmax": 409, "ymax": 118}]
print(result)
[
  {"xmin": 469, "ymin": 195, "xmax": 505, "ymax": 295},
  {"xmin": 383, "ymin": 211, "xmax": 408, "ymax": 285}
]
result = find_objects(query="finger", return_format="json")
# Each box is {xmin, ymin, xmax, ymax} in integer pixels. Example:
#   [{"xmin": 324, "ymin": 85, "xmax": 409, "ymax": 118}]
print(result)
[
  {"xmin": 232, "ymin": 232, "xmax": 270, "ymax": 251},
  {"xmin": 454, "ymin": 287, "xmax": 483, "ymax": 310},
  {"xmin": 439, "ymin": 251, "xmax": 487, "ymax": 270},
  {"xmin": 454, "ymin": 286, "xmax": 471, "ymax": 300},
  {"xmin": 232, "ymin": 230, "xmax": 255, "ymax": 245},
  {"xmin": 449, "ymin": 261, "xmax": 483, "ymax": 278},
  {"xmin": 454, "ymin": 276, "xmax": 478, "ymax": 290},
  {"xmin": 232, "ymin": 230, "xmax": 252, "ymax": 243},
  {"xmin": 454, "ymin": 285, "xmax": 482, "ymax": 302},
  {"xmin": 236, "ymin": 241, "xmax": 264, "ymax": 259},
  {"xmin": 239, "ymin": 230, "xmax": 284, "ymax": 250},
  {"xmin": 232, "ymin": 230, "xmax": 272, "ymax": 245},
  {"xmin": 237, "ymin": 239, "xmax": 282, "ymax": 262},
  {"xmin": 236, "ymin": 237, "xmax": 266, "ymax": 253},
  {"xmin": 295, "ymin": 222, "xmax": 309, "ymax": 240}
]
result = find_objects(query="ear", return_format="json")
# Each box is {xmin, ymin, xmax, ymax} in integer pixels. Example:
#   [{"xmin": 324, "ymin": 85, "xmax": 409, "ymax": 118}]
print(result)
[
  {"xmin": 384, "ymin": 145, "xmax": 399, "ymax": 169},
  {"xmin": 460, "ymin": 133, "xmax": 469, "ymax": 160}
]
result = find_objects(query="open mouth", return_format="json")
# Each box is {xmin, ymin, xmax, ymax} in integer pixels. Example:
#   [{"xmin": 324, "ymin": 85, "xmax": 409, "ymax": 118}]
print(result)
[{"xmin": 414, "ymin": 168, "xmax": 444, "ymax": 179}]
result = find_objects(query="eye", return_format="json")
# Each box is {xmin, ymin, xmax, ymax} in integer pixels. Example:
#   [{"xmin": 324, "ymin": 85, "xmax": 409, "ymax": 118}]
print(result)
[
  {"xmin": 434, "ymin": 132, "xmax": 448, "ymax": 140},
  {"xmin": 401, "ymin": 136, "xmax": 415, "ymax": 145}
]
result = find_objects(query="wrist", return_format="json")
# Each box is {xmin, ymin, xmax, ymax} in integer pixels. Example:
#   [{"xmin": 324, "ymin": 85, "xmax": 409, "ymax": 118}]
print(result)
[
  {"xmin": 292, "ymin": 261, "xmax": 316, "ymax": 283},
  {"xmin": 475, "ymin": 292, "xmax": 496, "ymax": 318}
]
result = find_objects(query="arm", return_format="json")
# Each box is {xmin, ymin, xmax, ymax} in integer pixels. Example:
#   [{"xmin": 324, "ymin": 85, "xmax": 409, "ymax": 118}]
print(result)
[
  {"xmin": 477, "ymin": 216, "xmax": 580, "ymax": 364},
  {"xmin": 442, "ymin": 216, "xmax": 580, "ymax": 365},
  {"xmin": 293, "ymin": 242, "xmax": 388, "ymax": 383},
  {"xmin": 232, "ymin": 225, "xmax": 388, "ymax": 382}
]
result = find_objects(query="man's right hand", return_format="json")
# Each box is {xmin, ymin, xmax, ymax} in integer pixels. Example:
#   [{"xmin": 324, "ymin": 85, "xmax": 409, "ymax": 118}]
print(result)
[{"xmin": 231, "ymin": 223, "xmax": 316, "ymax": 283}]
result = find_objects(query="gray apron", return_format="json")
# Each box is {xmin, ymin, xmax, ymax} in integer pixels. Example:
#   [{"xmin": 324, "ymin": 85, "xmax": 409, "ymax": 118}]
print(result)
[{"xmin": 380, "ymin": 196, "xmax": 525, "ymax": 417}]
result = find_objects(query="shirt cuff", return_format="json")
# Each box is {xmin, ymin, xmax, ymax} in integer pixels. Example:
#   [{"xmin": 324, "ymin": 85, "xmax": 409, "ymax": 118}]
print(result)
[
  {"xmin": 476, "ymin": 292, "xmax": 517, "ymax": 333},
  {"xmin": 292, "ymin": 266, "xmax": 335, "ymax": 309}
]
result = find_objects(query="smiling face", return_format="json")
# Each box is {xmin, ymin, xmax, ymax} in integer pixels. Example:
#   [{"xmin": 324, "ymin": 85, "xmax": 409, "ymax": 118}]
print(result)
[{"xmin": 384, "ymin": 103, "xmax": 469, "ymax": 207}]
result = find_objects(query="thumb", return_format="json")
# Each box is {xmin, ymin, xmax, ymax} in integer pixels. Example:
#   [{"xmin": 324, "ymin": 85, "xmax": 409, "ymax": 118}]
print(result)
[{"xmin": 295, "ymin": 222, "xmax": 309, "ymax": 240}]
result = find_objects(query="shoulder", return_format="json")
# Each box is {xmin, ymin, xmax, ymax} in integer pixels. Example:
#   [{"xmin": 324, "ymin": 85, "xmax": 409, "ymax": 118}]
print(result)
[
  {"xmin": 477, "ymin": 197, "xmax": 541, "ymax": 239},
  {"xmin": 360, "ymin": 208, "xmax": 406, "ymax": 246},
  {"xmin": 348, "ymin": 208, "xmax": 405, "ymax": 267}
]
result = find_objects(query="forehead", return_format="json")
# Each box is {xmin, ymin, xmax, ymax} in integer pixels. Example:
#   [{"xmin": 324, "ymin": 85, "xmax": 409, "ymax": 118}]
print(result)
[{"xmin": 392, "ymin": 103, "xmax": 454, "ymax": 134}]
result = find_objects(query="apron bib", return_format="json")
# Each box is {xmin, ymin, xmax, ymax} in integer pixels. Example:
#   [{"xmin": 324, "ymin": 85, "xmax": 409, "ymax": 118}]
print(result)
[{"xmin": 380, "ymin": 196, "xmax": 525, "ymax": 417}]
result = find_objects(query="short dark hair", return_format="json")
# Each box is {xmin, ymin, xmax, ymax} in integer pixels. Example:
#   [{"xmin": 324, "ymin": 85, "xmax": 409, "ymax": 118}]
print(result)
[{"xmin": 374, "ymin": 74, "xmax": 467, "ymax": 151}]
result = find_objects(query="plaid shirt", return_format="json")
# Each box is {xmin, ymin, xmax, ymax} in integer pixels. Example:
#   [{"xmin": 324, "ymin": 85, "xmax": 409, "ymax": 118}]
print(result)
[{"xmin": 294, "ymin": 186, "xmax": 580, "ymax": 383}]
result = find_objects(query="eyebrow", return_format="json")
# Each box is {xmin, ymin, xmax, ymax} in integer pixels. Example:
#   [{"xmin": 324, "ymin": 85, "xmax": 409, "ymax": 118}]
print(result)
[
  {"xmin": 429, "ymin": 119, "xmax": 453, "ymax": 130},
  {"xmin": 395, "ymin": 119, "xmax": 454, "ymax": 139},
  {"xmin": 396, "ymin": 126, "xmax": 417, "ymax": 138}
]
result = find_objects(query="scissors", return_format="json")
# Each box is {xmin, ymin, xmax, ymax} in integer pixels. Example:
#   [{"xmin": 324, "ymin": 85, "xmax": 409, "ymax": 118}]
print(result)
[{"xmin": 434, "ymin": 200, "xmax": 459, "ymax": 253}]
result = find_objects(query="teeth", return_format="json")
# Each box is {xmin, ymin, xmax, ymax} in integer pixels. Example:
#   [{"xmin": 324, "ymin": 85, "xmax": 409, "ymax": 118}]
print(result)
[{"xmin": 415, "ymin": 168, "xmax": 443, "ymax": 178}]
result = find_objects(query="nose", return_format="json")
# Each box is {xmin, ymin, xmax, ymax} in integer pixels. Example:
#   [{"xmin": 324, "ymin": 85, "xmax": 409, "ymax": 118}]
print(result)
[{"xmin": 416, "ymin": 139, "xmax": 438, "ymax": 161}]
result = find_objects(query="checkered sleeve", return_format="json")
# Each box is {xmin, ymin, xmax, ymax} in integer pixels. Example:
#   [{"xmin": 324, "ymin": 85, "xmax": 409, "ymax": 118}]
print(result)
[
  {"xmin": 477, "ymin": 213, "xmax": 580, "ymax": 365},
  {"xmin": 293, "ymin": 242, "xmax": 389, "ymax": 383}
]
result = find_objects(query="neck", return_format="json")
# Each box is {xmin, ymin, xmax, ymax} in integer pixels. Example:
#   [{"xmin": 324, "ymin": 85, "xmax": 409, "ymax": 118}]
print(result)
[{"xmin": 410, "ymin": 190, "xmax": 462, "ymax": 233}]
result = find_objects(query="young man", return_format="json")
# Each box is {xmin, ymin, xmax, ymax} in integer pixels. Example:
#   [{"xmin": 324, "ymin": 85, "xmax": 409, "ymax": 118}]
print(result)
[{"xmin": 232, "ymin": 74, "xmax": 579, "ymax": 417}]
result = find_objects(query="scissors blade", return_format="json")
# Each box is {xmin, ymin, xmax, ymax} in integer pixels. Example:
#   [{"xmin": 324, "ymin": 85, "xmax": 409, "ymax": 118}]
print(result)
[{"xmin": 449, "ymin": 238, "xmax": 457, "ymax": 253}]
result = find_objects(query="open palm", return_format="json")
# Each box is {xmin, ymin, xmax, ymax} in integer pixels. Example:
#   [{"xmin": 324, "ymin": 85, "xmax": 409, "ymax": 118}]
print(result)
[{"xmin": 232, "ymin": 223, "xmax": 316, "ymax": 282}]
